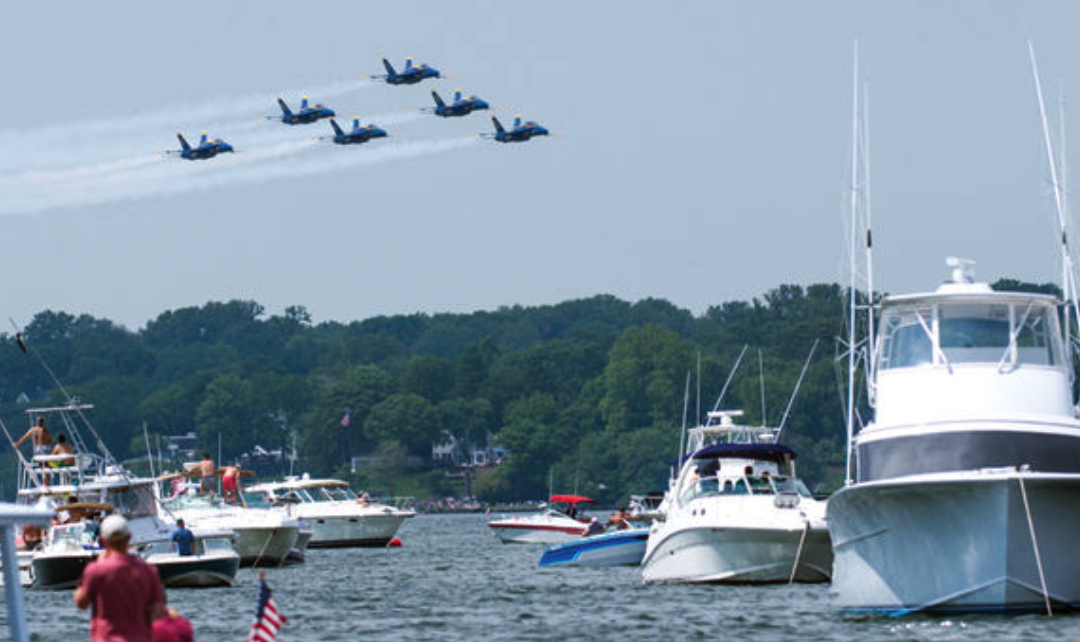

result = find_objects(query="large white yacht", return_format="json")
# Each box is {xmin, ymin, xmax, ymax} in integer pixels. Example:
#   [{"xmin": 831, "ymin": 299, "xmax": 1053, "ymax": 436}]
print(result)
[
  {"xmin": 161, "ymin": 489, "xmax": 300, "ymax": 567},
  {"xmin": 829, "ymin": 260, "xmax": 1080, "ymax": 612},
  {"xmin": 245, "ymin": 477, "xmax": 414, "ymax": 548},
  {"xmin": 641, "ymin": 411, "xmax": 831, "ymax": 583}
]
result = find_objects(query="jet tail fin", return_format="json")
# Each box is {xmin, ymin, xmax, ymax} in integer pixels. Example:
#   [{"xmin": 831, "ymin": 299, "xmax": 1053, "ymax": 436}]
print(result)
[
  {"xmin": 352, "ymin": 118, "xmax": 361, "ymax": 132},
  {"xmin": 492, "ymin": 116, "xmax": 505, "ymax": 134},
  {"xmin": 431, "ymin": 91, "xmax": 446, "ymax": 109},
  {"xmin": 404, "ymin": 57, "xmax": 414, "ymax": 71},
  {"xmin": 513, "ymin": 116, "xmax": 522, "ymax": 128},
  {"xmin": 454, "ymin": 90, "xmax": 462, "ymax": 103},
  {"xmin": 300, "ymin": 96, "xmax": 309, "ymax": 110},
  {"xmin": 329, "ymin": 119, "xmax": 345, "ymax": 137},
  {"xmin": 198, "ymin": 133, "xmax": 208, "ymax": 146},
  {"xmin": 176, "ymin": 133, "xmax": 191, "ymax": 152},
  {"xmin": 382, "ymin": 58, "xmax": 396, "ymax": 76},
  {"xmin": 277, "ymin": 98, "xmax": 293, "ymax": 117}
]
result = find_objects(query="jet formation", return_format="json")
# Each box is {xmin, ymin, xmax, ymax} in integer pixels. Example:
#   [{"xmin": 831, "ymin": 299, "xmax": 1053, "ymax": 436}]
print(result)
[{"xmin": 166, "ymin": 57, "xmax": 549, "ymax": 161}]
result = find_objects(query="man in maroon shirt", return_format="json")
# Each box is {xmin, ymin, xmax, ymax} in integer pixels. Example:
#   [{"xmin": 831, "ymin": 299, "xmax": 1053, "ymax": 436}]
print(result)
[{"xmin": 74, "ymin": 515, "xmax": 167, "ymax": 642}]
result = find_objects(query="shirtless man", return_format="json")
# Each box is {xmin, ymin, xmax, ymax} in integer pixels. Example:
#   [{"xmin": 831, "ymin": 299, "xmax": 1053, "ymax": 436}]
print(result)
[
  {"xmin": 197, "ymin": 453, "xmax": 217, "ymax": 496},
  {"xmin": 52, "ymin": 434, "xmax": 75, "ymax": 466},
  {"xmin": 221, "ymin": 465, "xmax": 240, "ymax": 504},
  {"xmin": 15, "ymin": 417, "xmax": 52, "ymax": 458}
]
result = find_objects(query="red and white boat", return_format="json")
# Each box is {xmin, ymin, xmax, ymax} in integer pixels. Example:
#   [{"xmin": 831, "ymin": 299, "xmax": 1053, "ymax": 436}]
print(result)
[{"xmin": 487, "ymin": 495, "xmax": 594, "ymax": 544}]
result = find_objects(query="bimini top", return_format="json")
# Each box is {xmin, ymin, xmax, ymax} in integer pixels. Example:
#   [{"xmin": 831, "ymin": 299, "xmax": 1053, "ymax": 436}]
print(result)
[
  {"xmin": 691, "ymin": 443, "xmax": 796, "ymax": 463},
  {"xmin": 549, "ymin": 494, "xmax": 596, "ymax": 505}
]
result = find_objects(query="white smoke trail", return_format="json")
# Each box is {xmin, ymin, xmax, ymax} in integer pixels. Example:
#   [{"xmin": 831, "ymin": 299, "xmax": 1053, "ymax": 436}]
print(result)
[
  {"xmin": 0, "ymin": 78, "xmax": 374, "ymax": 173},
  {"xmin": 0, "ymin": 137, "xmax": 480, "ymax": 216}
]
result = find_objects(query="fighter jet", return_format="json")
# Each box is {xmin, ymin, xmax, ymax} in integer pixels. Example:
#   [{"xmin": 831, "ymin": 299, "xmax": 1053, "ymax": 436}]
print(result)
[
  {"xmin": 424, "ymin": 89, "xmax": 489, "ymax": 118},
  {"xmin": 273, "ymin": 96, "xmax": 335, "ymax": 125},
  {"xmin": 168, "ymin": 132, "xmax": 234, "ymax": 160},
  {"xmin": 323, "ymin": 118, "xmax": 388, "ymax": 145},
  {"xmin": 483, "ymin": 116, "xmax": 549, "ymax": 143},
  {"xmin": 371, "ymin": 57, "xmax": 441, "ymax": 85}
]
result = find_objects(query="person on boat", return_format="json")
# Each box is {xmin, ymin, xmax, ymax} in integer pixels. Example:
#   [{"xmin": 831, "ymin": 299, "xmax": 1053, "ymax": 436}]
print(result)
[
  {"xmin": 51, "ymin": 434, "xmax": 76, "ymax": 467},
  {"xmin": 171, "ymin": 518, "xmax": 195, "ymax": 557},
  {"xmin": 75, "ymin": 515, "xmax": 167, "ymax": 641},
  {"xmin": 607, "ymin": 507, "xmax": 631, "ymax": 530},
  {"xmin": 564, "ymin": 502, "xmax": 579, "ymax": 520},
  {"xmin": 15, "ymin": 417, "xmax": 53, "ymax": 459},
  {"xmin": 153, "ymin": 608, "xmax": 194, "ymax": 642},
  {"xmin": 197, "ymin": 453, "xmax": 216, "ymax": 496},
  {"xmin": 357, "ymin": 490, "xmax": 372, "ymax": 506},
  {"xmin": 583, "ymin": 517, "xmax": 605, "ymax": 537},
  {"xmin": 221, "ymin": 465, "xmax": 240, "ymax": 504},
  {"xmin": 19, "ymin": 524, "xmax": 44, "ymax": 550}
]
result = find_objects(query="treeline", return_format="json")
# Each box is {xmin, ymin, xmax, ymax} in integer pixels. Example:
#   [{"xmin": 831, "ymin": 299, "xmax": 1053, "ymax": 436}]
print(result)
[{"xmin": 0, "ymin": 279, "xmax": 1055, "ymax": 503}]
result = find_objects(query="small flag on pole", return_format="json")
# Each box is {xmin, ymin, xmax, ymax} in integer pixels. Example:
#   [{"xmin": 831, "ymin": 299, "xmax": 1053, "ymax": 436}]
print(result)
[
  {"xmin": 340, "ymin": 408, "xmax": 351, "ymax": 428},
  {"xmin": 249, "ymin": 571, "xmax": 286, "ymax": 642}
]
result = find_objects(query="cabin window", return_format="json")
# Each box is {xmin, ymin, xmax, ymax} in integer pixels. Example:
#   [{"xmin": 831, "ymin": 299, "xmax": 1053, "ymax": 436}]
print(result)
[
  {"xmin": 880, "ymin": 310, "xmax": 933, "ymax": 369},
  {"xmin": 938, "ymin": 305, "xmax": 1010, "ymax": 363}
]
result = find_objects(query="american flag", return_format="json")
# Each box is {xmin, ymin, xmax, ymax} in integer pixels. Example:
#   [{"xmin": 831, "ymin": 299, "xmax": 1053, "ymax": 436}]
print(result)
[
  {"xmin": 249, "ymin": 573, "xmax": 286, "ymax": 642},
  {"xmin": 340, "ymin": 408, "xmax": 351, "ymax": 428}
]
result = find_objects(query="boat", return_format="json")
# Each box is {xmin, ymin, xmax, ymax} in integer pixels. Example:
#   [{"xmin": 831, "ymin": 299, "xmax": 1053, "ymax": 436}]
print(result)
[
  {"xmin": 141, "ymin": 529, "xmax": 240, "ymax": 588},
  {"xmin": 30, "ymin": 520, "xmax": 101, "ymax": 590},
  {"xmin": 487, "ymin": 495, "xmax": 593, "ymax": 544},
  {"xmin": 829, "ymin": 259, "xmax": 1080, "ymax": 613},
  {"xmin": 539, "ymin": 527, "xmax": 650, "ymax": 568},
  {"xmin": 627, "ymin": 492, "xmax": 666, "ymax": 523},
  {"xmin": 827, "ymin": 53, "xmax": 1080, "ymax": 614},
  {"xmin": 245, "ymin": 476, "xmax": 414, "ymax": 548},
  {"xmin": 641, "ymin": 410, "xmax": 832, "ymax": 584},
  {"xmin": 162, "ymin": 489, "xmax": 299, "ymax": 567}
]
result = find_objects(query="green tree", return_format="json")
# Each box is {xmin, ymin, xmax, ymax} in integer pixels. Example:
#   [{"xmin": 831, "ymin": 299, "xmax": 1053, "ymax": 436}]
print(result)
[{"xmin": 363, "ymin": 394, "xmax": 440, "ymax": 457}]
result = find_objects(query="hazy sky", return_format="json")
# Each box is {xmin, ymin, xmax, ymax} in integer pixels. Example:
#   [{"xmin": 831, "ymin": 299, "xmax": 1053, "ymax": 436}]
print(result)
[{"xmin": 3, "ymin": 1, "xmax": 1079, "ymax": 329}]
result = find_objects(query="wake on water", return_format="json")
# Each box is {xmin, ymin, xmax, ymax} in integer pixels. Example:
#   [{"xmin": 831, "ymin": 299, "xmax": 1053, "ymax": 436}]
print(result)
[{"xmin": 0, "ymin": 76, "xmax": 478, "ymax": 215}]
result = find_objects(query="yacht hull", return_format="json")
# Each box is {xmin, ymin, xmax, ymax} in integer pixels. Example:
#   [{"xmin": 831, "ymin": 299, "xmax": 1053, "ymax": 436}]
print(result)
[
  {"xmin": 488, "ymin": 522, "xmax": 585, "ymax": 545},
  {"xmin": 151, "ymin": 553, "xmax": 240, "ymax": 588},
  {"xmin": 233, "ymin": 526, "xmax": 298, "ymax": 566},
  {"xmin": 641, "ymin": 524, "xmax": 832, "ymax": 584},
  {"xmin": 828, "ymin": 473, "xmax": 1080, "ymax": 613},
  {"xmin": 31, "ymin": 551, "xmax": 97, "ymax": 590},
  {"xmin": 306, "ymin": 514, "xmax": 410, "ymax": 548}
]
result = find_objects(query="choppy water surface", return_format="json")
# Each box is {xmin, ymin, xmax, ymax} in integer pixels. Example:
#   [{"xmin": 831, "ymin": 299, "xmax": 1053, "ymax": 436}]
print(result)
[{"xmin": 9, "ymin": 514, "xmax": 1080, "ymax": 641}]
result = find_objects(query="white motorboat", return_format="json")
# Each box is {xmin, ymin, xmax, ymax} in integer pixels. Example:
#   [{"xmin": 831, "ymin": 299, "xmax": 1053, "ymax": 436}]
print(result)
[
  {"xmin": 829, "ymin": 259, "xmax": 1080, "ymax": 613},
  {"xmin": 641, "ymin": 411, "xmax": 831, "ymax": 584},
  {"xmin": 141, "ymin": 529, "xmax": 240, "ymax": 588},
  {"xmin": 488, "ymin": 495, "xmax": 593, "ymax": 544},
  {"xmin": 162, "ymin": 492, "xmax": 299, "ymax": 567},
  {"xmin": 245, "ymin": 477, "xmax": 414, "ymax": 548}
]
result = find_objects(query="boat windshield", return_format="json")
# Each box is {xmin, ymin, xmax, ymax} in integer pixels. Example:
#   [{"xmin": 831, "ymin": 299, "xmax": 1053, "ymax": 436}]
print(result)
[
  {"xmin": 879, "ymin": 302, "xmax": 1062, "ymax": 369},
  {"xmin": 313, "ymin": 487, "xmax": 357, "ymax": 502},
  {"xmin": 107, "ymin": 484, "xmax": 158, "ymax": 518}
]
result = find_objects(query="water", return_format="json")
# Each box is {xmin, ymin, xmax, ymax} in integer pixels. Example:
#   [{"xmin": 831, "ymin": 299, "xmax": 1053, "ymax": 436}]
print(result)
[{"xmin": 7, "ymin": 514, "xmax": 1080, "ymax": 641}]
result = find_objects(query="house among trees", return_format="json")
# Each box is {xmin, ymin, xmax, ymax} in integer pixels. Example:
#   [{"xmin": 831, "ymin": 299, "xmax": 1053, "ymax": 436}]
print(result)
[{"xmin": 432, "ymin": 433, "xmax": 506, "ymax": 468}]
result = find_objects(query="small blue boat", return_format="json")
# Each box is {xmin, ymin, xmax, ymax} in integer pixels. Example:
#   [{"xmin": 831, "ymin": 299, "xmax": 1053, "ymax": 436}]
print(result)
[{"xmin": 538, "ymin": 527, "xmax": 650, "ymax": 568}]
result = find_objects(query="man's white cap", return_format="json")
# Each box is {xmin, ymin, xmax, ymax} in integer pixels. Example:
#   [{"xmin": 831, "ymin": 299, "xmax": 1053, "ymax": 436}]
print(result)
[{"xmin": 100, "ymin": 515, "xmax": 130, "ymax": 541}]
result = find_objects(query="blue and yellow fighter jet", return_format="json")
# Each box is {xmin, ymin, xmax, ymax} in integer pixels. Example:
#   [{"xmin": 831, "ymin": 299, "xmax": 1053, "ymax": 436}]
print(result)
[
  {"xmin": 324, "ymin": 118, "xmax": 388, "ymax": 145},
  {"xmin": 371, "ymin": 57, "xmax": 441, "ymax": 85},
  {"xmin": 169, "ymin": 132, "xmax": 234, "ymax": 160},
  {"xmin": 483, "ymin": 116, "xmax": 549, "ymax": 143},
  {"xmin": 273, "ymin": 96, "xmax": 335, "ymax": 125},
  {"xmin": 424, "ymin": 89, "xmax": 489, "ymax": 118}
]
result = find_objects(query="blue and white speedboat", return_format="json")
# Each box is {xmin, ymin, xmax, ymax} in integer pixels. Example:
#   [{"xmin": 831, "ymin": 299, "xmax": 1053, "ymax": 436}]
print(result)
[{"xmin": 538, "ymin": 527, "xmax": 649, "ymax": 568}]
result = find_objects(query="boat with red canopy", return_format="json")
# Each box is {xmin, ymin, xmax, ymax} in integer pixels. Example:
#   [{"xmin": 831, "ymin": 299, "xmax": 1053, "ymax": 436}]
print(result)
[{"xmin": 487, "ymin": 495, "xmax": 594, "ymax": 544}]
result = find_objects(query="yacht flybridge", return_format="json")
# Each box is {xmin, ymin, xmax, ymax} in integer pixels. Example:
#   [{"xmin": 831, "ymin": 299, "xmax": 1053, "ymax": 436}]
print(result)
[
  {"xmin": 829, "ymin": 260, "xmax": 1080, "ymax": 612},
  {"xmin": 245, "ymin": 477, "xmax": 414, "ymax": 548},
  {"xmin": 641, "ymin": 411, "xmax": 831, "ymax": 584}
]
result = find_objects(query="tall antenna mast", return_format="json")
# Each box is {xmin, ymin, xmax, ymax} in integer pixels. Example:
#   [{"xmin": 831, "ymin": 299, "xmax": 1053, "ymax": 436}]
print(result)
[
  {"xmin": 711, "ymin": 344, "xmax": 749, "ymax": 413},
  {"xmin": 1029, "ymin": 42, "xmax": 1080, "ymax": 368},
  {"xmin": 678, "ymin": 371, "xmax": 691, "ymax": 461},
  {"xmin": 1060, "ymin": 81, "xmax": 1072, "ymax": 362},
  {"xmin": 844, "ymin": 41, "xmax": 861, "ymax": 487},
  {"xmin": 758, "ymin": 348, "xmax": 767, "ymax": 426},
  {"xmin": 862, "ymin": 80, "xmax": 876, "ymax": 387},
  {"xmin": 777, "ymin": 339, "xmax": 820, "ymax": 440}
]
